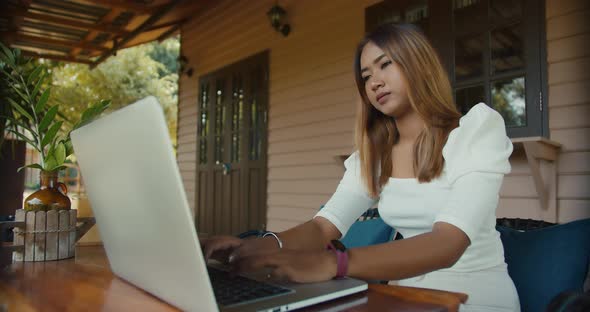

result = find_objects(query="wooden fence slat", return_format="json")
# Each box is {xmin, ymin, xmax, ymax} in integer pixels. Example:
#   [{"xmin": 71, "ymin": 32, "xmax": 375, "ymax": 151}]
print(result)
[
  {"xmin": 46, "ymin": 210, "xmax": 58, "ymax": 261},
  {"xmin": 34, "ymin": 211, "xmax": 46, "ymax": 261},
  {"xmin": 24, "ymin": 211, "xmax": 36, "ymax": 261},
  {"xmin": 58, "ymin": 210, "xmax": 69, "ymax": 260},
  {"xmin": 69, "ymin": 210, "xmax": 77, "ymax": 258},
  {"xmin": 13, "ymin": 209, "xmax": 25, "ymax": 261}
]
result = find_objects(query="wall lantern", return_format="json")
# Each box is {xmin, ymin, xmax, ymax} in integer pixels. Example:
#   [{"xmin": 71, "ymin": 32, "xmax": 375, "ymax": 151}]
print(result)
[
  {"xmin": 178, "ymin": 55, "xmax": 193, "ymax": 77},
  {"xmin": 267, "ymin": 4, "xmax": 290, "ymax": 37}
]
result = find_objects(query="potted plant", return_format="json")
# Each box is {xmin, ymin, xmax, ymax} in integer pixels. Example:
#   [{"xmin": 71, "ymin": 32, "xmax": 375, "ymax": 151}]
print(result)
[{"xmin": 0, "ymin": 43, "xmax": 110, "ymax": 211}]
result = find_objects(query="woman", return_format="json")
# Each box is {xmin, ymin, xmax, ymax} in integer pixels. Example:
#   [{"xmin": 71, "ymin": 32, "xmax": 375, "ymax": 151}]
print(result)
[{"xmin": 202, "ymin": 23, "xmax": 520, "ymax": 311}]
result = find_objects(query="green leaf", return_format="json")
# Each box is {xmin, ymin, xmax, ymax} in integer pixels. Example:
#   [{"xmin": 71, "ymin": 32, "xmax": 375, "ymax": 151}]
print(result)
[
  {"xmin": 41, "ymin": 121, "xmax": 62, "ymax": 149},
  {"xmin": 55, "ymin": 142, "xmax": 66, "ymax": 165},
  {"xmin": 34, "ymin": 88, "xmax": 50, "ymax": 113},
  {"xmin": 49, "ymin": 136, "xmax": 60, "ymax": 159},
  {"xmin": 17, "ymin": 163, "xmax": 43, "ymax": 172},
  {"xmin": 11, "ymin": 87, "xmax": 31, "ymax": 106},
  {"xmin": 7, "ymin": 129, "xmax": 39, "ymax": 150},
  {"xmin": 31, "ymin": 72, "xmax": 47, "ymax": 99},
  {"xmin": 27, "ymin": 66, "xmax": 43, "ymax": 85},
  {"xmin": 0, "ymin": 43, "xmax": 15, "ymax": 67},
  {"xmin": 79, "ymin": 106, "xmax": 97, "ymax": 123},
  {"xmin": 39, "ymin": 105, "xmax": 58, "ymax": 132},
  {"xmin": 74, "ymin": 100, "xmax": 111, "ymax": 130},
  {"xmin": 44, "ymin": 155, "xmax": 57, "ymax": 171},
  {"xmin": 56, "ymin": 110, "xmax": 73, "ymax": 126},
  {"xmin": 1, "ymin": 69, "xmax": 20, "ymax": 84},
  {"xmin": 46, "ymin": 139, "xmax": 55, "ymax": 156},
  {"xmin": 64, "ymin": 139, "xmax": 74, "ymax": 157},
  {"xmin": 3, "ymin": 116, "xmax": 35, "ymax": 134},
  {"xmin": 6, "ymin": 97, "xmax": 33, "ymax": 121},
  {"xmin": 52, "ymin": 165, "xmax": 68, "ymax": 172}
]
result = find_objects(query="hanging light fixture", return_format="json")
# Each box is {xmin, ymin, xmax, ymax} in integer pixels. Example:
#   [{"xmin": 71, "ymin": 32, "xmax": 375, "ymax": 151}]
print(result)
[{"xmin": 267, "ymin": 3, "xmax": 290, "ymax": 37}]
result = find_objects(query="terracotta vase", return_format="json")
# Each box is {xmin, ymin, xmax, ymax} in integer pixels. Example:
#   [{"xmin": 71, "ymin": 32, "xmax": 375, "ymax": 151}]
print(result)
[{"xmin": 24, "ymin": 170, "xmax": 71, "ymax": 211}]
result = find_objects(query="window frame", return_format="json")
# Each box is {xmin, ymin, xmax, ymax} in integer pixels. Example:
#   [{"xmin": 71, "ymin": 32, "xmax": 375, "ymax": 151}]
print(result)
[{"xmin": 366, "ymin": 0, "xmax": 549, "ymax": 138}]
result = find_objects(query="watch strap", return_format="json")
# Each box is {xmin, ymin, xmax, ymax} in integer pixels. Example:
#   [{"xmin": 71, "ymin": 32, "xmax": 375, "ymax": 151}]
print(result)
[{"xmin": 327, "ymin": 240, "xmax": 348, "ymax": 278}]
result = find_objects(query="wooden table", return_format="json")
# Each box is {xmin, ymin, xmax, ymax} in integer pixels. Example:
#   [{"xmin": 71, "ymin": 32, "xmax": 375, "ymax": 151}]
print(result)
[{"xmin": 0, "ymin": 246, "xmax": 467, "ymax": 311}]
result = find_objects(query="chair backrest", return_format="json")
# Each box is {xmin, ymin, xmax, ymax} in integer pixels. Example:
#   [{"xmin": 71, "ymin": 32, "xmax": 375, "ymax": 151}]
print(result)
[
  {"xmin": 496, "ymin": 218, "xmax": 590, "ymax": 312},
  {"xmin": 319, "ymin": 206, "xmax": 398, "ymax": 249},
  {"xmin": 545, "ymin": 291, "xmax": 590, "ymax": 312}
]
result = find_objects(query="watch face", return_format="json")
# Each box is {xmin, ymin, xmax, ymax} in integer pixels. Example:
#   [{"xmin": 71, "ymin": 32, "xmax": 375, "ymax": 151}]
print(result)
[{"xmin": 330, "ymin": 239, "xmax": 346, "ymax": 251}]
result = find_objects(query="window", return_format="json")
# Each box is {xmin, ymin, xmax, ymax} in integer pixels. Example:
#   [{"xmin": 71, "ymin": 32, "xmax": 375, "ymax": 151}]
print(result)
[{"xmin": 366, "ymin": 0, "xmax": 547, "ymax": 138}]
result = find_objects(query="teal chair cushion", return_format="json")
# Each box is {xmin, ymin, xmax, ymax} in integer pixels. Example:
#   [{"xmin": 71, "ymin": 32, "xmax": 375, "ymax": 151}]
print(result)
[
  {"xmin": 341, "ymin": 217, "xmax": 395, "ymax": 248},
  {"xmin": 317, "ymin": 206, "xmax": 396, "ymax": 248},
  {"xmin": 496, "ymin": 218, "xmax": 590, "ymax": 312}
]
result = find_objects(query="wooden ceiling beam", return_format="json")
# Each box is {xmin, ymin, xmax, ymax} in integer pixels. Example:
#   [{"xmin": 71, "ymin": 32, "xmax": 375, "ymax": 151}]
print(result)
[
  {"xmin": 92, "ymin": 0, "xmax": 181, "ymax": 68},
  {"xmin": 76, "ymin": 0, "xmax": 161, "ymax": 15},
  {"xmin": 146, "ymin": 19, "xmax": 186, "ymax": 32},
  {"xmin": 18, "ymin": 0, "xmax": 33, "ymax": 6},
  {"xmin": 2, "ymin": 32, "xmax": 109, "ymax": 52},
  {"xmin": 21, "ymin": 50, "xmax": 93, "ymax": 65},
  {"xmin": 0, "ymin": 8, "xmax": 130, "ymax": 36},
  {"xmin": 11, "ymin": 2, "xmax": 31, "ymax": 36},
  {"xmin": 69, "ymin": 6, "xmax": 125, "ymax": 60},
  {"xmin": 156, "ymin": 24, "xmax": 181, "ymax": 42}
]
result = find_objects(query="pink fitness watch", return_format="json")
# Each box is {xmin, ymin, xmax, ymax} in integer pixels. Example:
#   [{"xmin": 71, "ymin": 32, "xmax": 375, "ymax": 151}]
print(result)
[{"xmin": 326, "ymin": 240, "xmax": 348, "ymax": 279}]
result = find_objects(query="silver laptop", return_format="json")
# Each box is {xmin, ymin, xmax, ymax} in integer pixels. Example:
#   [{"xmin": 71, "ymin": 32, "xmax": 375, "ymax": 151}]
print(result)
[{"xmin": 71, "ymin": 96, "xmax": 367, "ymax": 312}]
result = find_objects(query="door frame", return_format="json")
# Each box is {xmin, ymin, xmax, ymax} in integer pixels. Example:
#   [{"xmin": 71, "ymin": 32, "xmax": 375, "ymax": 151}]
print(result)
[{"xmin": 195, "ymin": 50, "xmax": 269, "ymax": 237}]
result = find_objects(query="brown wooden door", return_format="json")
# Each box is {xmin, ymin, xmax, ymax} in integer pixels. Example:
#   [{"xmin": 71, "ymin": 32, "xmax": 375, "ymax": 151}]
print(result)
[{"xmin": 196, "ymin": 51, "xmax": 269, "ymax": 237}]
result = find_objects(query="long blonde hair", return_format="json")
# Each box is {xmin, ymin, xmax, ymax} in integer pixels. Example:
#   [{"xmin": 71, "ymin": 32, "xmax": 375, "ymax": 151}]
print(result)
[{"xmin": 353, "ymin": 23, "xmax": 461, "ymax": 197}]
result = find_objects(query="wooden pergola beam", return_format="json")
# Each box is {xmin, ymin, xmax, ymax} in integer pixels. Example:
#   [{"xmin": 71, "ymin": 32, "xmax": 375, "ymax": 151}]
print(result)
[
  {"xmin": 0, "ymin": 8, "xmax": 130, "ymax": 36},
  {"xmin": 69, "ymin": 7, "xmax": 124, "ymax": 59},
  {"xmin": 77, "ymin": 0, "xmax": 160, "ymax": 14},
  {"xmin": 21, "ymin": 51, "xmax": 93, "ymax": 65},
  {"xmin": 146, "ymin": 19, "xmax": 186, "ymax": 32},
  {"xmin": 2, "ymin": 32, "xmax": 109, "ymax": 52},
  {"xmin": 157, "ymin": 23, "xmax": 181, "ymax": 42},
  {"xmin": 91, "ymin": 0, "xmax": 180, "ymax": 68},
  {"xmin": 18, "ymin": 0, "xmax": 32, "ymax": 7}
]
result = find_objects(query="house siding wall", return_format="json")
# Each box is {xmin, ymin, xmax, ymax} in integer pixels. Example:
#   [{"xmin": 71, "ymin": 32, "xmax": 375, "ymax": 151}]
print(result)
[
  {"xmin": 497, "ymin": 0, "xmax": 590, "ymax": 222},
  {"xmin": 547, "ymin": 0, "xmax": 590, "ymax": 222},
  {"xmin": 178, "ymin": 0, "xmax": 381, "ymax": 231},
  {"xmin": 178, "ymin": 0, "xmax": 589, "ymax": 232}
]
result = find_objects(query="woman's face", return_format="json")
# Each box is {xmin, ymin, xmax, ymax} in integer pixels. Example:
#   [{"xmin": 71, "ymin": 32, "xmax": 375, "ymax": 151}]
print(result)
[{"xmin": 360, "ymin": 41, "xmax": 411, "ymax": 118}]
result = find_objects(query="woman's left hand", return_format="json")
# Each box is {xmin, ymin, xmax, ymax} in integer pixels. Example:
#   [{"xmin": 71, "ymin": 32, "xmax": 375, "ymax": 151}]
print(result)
[{"xmin": 231, "ymin": 249, "xmax": 338, "ymax": 283}]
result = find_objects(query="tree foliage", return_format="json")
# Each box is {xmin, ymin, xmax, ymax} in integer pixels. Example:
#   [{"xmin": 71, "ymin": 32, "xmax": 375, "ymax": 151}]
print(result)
[
  {"xmin": 45, "ymin": 36, "xmax": 179, "ymax": 146},
  {"xmin": 491, "ymin": 77, "xmax": 526, "ymax": 127}
]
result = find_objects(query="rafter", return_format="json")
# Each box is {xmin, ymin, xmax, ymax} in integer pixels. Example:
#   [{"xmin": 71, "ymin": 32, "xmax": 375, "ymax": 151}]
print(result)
[
  {"xmin": 0, "ymin": 0, "xmax": 199, "ymax": 65},
  {"xmin": 11, "ymin": 1, "xmax": 31, "ymax": 37},
  {"xmin": 157, "ymin": 24, "xmax": 181, "ymax": 42},
  {"xmin": 2, "ymin": 32, "xmax": 109, "ymax": 52},
  {"xmin": 146, "ymin": 19, "xmax": 186, "ymax": 32},
  {"xmin": 92, "ymin": 0, "xmax": 180, "ymax": 68},
  {"xmin": 69, "ymin": 7, "xmax": 125, "ymax": 59},
  {"xmin": 0, "ymin": 8, "xmax": 130, "ymax": 36},
  {"xmin": 21, "ymin": 50, "xmax": 93, "ymax": 65},
  {"xmin": 76, "ymin": 0, "xmax": 162, "ymax": 15}
]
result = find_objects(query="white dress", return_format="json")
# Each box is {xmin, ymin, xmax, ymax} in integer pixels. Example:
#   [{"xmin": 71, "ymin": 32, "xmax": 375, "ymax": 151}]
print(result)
[{"xmin": 315, "ymin": 103, "xmax": 520, "ymax": 311}]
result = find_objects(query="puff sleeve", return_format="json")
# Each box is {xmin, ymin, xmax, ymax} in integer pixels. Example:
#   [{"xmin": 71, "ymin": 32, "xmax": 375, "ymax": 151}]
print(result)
[
  {"xmin": 434, "ymin": 103, "xmax": 513, "ymax": 242},
  {"xmin": 314, "ymin": 152, "xmax": 378, "ymax": 237}
]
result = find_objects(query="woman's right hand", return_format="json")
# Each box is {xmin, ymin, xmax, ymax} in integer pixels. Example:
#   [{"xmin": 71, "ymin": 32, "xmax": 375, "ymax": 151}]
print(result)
[
  {"xmin": 201, "ymin": 234, "xmax": 281, "ymax": 264},
  {"xmin": 200, "ymin": 235, "xmax": 244, "ymax": 263}
]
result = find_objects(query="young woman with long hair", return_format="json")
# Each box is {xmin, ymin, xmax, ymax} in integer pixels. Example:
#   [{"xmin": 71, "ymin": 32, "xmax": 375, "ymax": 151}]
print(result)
[{"xmin": 202, "ymin": 23, "xmax": 519, "ymax": 311}]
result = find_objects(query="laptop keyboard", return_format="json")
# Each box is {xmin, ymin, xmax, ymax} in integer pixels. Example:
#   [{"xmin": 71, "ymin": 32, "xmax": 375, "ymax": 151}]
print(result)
[{"xmin": 207, "ymin": 267, "xmax": 294, "ymax": 307}]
